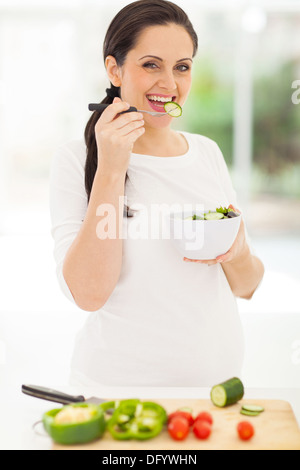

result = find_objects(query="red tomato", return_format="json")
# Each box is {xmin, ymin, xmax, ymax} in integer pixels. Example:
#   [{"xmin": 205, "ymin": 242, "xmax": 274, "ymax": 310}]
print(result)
[
  {"xmin": 194, "ymin": 412, "xmax": 213, "ymax": 425},
  {"xmin": 237, "ymin": 421, "xmax": 255, "ymax": 441},
  {"xmin": 193, "ymin": 419, "xmax": 212, "ymax": 440},
  {"xmin": 168, "ymin": 411, "xmax": 194, "ymax": 427},
  {"xmin": 168, "ymin": 416, "xmax": 190, "ymax": 441}
]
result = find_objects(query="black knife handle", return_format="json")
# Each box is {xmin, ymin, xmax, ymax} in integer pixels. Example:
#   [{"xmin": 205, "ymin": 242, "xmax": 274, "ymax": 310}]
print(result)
[
  {"xmin": 88, "ymin": 103, "xmax": 138, "ymax": 114},
  {"xmin": 22, "ymin": 384, "xmax": 85, "ymax": 405}
]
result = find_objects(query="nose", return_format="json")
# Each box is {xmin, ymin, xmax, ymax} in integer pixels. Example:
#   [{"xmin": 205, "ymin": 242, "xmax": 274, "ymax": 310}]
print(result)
[{"xmin": 157, "ymin": 68, "xmax": 176, "ymax": 91}]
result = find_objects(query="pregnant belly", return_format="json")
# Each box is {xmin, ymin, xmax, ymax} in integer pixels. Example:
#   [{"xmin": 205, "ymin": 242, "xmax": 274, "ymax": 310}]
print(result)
[{"xmin": 71, "ymin": 307, "xmax": 245, "ymax": 387}]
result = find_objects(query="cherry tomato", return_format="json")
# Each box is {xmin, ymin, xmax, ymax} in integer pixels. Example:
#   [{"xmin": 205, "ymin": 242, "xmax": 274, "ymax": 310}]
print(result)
[
  {"xmin": 194, "ymin": 412, "xmax": 213, "ymax": 426},
  {"xmin": 237, "ymin": 421, "xmax": 255, "ymax": 441},
  {"xmin": 193, "ymin": 419, "xmax": 212, "ymax": 440},
  {"xmin": 167, "ymin": 416, "xmax": 190, "ymax": 441},
  {"xmin": 168, "ymin": 411, "xmax": 194, "ymax": 427}
]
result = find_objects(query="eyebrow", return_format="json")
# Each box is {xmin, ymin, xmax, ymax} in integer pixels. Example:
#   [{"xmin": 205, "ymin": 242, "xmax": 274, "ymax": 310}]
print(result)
[{"xmin": 138, "ymin": 55, "xmax": 193, "ymax": 63}]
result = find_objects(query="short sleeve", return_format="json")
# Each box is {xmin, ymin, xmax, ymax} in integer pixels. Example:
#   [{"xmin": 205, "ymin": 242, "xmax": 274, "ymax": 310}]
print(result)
[{"xmin": 49, "ymin": 140, "xmax": 88, "ymax": 303}]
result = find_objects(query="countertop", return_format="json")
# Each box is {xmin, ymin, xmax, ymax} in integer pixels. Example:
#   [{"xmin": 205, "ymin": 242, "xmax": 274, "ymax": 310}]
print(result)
[{"xmin": 1, "ymin": 384, "xmax": 300, "ymax": 450}]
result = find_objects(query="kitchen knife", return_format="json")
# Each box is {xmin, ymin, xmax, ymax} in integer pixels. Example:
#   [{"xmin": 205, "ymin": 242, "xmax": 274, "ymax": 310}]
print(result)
[{"xmin": 22, "ymin": 384, "xmax": 107, "ymax": 406}]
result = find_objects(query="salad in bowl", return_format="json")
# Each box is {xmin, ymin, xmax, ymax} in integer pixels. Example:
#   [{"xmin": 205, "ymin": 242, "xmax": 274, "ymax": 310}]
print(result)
[{"xmin": 168, "ymin": 205, "xmax": 241, "ymax": 260}]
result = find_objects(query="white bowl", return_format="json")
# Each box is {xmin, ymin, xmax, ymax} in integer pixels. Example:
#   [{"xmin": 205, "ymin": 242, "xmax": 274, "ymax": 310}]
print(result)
[{"xmin": 166, "ymin": 209, "xmax": 241, "ymax": 260}]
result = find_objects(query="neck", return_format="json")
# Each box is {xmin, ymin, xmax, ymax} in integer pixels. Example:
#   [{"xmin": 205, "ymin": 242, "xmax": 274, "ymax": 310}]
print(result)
[{"xmin": 132, "ymin": 125, "xmax": 176, "ymax": 156}]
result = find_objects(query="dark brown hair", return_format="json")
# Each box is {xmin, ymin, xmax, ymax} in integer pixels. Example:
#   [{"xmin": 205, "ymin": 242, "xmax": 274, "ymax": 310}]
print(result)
[{"xmin": 84, "ymin": 0, "xmax": 198, "ymax": 210}]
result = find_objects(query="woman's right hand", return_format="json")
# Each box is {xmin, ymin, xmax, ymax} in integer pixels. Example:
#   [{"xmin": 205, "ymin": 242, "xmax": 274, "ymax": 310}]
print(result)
[{"xmin": 95, "ymin": 97, "xmax": 145, "ymax": 177}]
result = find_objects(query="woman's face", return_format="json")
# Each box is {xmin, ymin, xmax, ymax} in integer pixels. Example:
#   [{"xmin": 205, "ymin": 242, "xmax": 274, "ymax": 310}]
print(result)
[{"xmin": 115, "ymin": 23, "xmax": 194, "ymax": 128}]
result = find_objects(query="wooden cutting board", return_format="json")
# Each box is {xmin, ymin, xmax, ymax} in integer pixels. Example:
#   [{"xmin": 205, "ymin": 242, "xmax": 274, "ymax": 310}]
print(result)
[{"xmin": 53, "ymin": 398, "xmax": 300, "ymax": 450}]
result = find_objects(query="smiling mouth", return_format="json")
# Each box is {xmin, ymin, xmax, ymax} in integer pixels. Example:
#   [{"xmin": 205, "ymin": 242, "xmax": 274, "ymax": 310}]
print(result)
[{"xmin": 146, "ymin": 95, "xmax": 176, "ymax": 113}]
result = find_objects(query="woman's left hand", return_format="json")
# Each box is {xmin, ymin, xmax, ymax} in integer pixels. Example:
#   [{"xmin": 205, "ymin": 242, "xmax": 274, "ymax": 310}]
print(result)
[{"xmin": 183, "ymin": 205, "xmax": 247, "ymax": 266}]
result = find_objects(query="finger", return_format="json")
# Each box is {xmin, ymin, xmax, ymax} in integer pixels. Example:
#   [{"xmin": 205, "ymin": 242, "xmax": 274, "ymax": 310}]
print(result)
[
  {"xmin": 202, "ymin": 260, "xmax": 218, "ymax": 266},
  {"xmin": 123, "ymin": 125, "xmax": 146, "ymax": 144},
  {"xmin": 117, "ymin": 118, "xmax": 144, "ymax": 136},
  {"xmin": 183, "ymin": 257, "xmax": 217, "ymax": 265},
  {"xmin": 100, "ymin": 99, "xmax": 131, "ymax": 123},
  {"xmin": 183, "ymin": 257, "xmax": 202, "ymax": 263},
  {"xmin": 111, "ymin": 111, "xmax": 144, "ymax": 130},
  {"xmin": 229, "ymin": 204, "xmax": 241, "ymax": 214},
  {"xmin": 216, "ymin": 251, "xmax": 233, "ymax": 263}
]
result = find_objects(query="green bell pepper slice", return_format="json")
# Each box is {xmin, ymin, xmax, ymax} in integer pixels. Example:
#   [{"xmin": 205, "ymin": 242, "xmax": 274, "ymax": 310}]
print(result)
[
  {"xmin": 43, "ymin": 403, "xmax": 106, "ymax": 445},
  {"xmin": 105, "ymin": 399, "xmax": 167, "ymax": 441}
]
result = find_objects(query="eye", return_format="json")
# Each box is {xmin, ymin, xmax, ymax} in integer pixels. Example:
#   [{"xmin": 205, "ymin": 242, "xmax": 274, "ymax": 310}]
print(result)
[
  {"xmin": 142, "ymin": 62, "xmax": 158, "ymax": 69},
  {"xmin": 176, "ymin": 64, "xmax": 190, "ymax": 72}
]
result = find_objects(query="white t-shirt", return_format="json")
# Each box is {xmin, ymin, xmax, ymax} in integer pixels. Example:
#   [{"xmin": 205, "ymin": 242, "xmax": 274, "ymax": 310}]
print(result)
[{"xmin": 49, "ymin": 131, "xmax": 245, "ymax": 388}]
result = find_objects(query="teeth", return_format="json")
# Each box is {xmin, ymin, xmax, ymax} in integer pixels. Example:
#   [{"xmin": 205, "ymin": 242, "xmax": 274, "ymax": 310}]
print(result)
[{"xmin": 147, "ymin": 95, "xmax": 173, "ymax": 102}]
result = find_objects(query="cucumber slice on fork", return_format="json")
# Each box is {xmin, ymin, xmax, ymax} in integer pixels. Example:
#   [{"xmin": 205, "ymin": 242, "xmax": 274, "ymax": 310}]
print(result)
[{"xmin": 163, "ymin": 101, "xmax": 182, "ymax": 117}]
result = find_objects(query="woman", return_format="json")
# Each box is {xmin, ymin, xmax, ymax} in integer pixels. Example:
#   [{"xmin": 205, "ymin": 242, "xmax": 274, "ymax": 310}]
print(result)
[{"xmin": 50, "ymin": 0, "xmax": 264, "ymax": 388}]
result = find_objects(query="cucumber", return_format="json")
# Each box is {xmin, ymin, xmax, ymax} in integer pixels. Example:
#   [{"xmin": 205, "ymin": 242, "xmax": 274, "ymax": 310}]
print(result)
[
  {"xmin": 184, "ymin": 215, "xmax": 204, "ymax": 220},
  {"xmin": 204, "ymin": 211, "xmax": 224, "ymax": 221},
  {"xmin": 240, "ymin": 409, "xmax": 261, "ymax": 417},
  {"xmin": 241, "ymin": 405, "xmax": 264, "ymax": 413},
  {"xmin": 211, "ymin": 378, "xmax": 244, "ymax": 407},
  {"xmin": 163, "ymin": 101, "xmax": 182, "ymax": 117}
]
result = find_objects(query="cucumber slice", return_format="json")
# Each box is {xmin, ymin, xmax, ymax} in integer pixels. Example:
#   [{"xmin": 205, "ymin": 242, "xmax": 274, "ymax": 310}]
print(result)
[
  {"xmin": 204, "ymin": 211, "xmax": 224, "ymax": 221},
  {"xmin": 240, "ymin": 409, "xmax": 261, "ymax": 417},
  {"xmin": 241, "ymin": 405, "xmax": 264, "ymax": 413},
  {"xmin": 184, "ymin": 215, "xmax": 204, "ymax": 220},
  {"xmin": 164, "ymin": 101, "xmax": 182, "ymax": 117},
  {"xmin": 211, "ymin": 378, "xmax": 244, "ymax": 407}
]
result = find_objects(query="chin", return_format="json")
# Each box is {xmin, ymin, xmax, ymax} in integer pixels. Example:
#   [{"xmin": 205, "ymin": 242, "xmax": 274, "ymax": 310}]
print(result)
[{"xmin": 145, "ymin": 115, "xmax": 172, "ymax": 129}]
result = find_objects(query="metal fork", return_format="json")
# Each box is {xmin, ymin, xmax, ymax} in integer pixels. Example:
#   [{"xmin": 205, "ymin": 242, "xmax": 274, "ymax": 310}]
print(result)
[{"xmin": 88, "ymin": 103, "xmax": 173, "ymax": 116}]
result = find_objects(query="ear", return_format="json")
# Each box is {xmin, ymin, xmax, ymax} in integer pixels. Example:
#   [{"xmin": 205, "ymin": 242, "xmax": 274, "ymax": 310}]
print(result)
[{"xmin": 105, "ymin": 55, "xmax": 122, "ymax": 87}]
